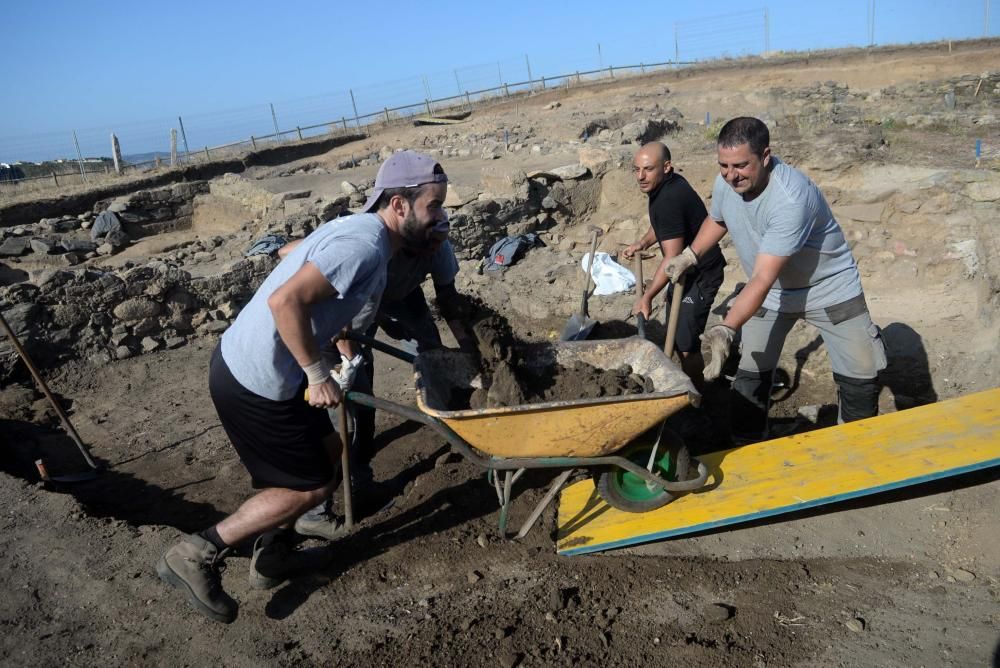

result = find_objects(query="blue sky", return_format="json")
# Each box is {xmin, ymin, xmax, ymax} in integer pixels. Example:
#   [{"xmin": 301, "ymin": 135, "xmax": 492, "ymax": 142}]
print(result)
[{"xmin": 0, "ymin": 0, "xmax": 992, "ymax": 162}]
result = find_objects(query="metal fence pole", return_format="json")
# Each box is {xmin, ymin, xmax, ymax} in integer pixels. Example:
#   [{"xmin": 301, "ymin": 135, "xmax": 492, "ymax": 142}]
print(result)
[
  {"xmin": 296, "ymin": 126, "xmax": 303, "ymax": 141},
  {"xmin": 454, "ymin": 70, "xmax": 462, "ymax": 95},
  {"xmin": 251, "ymin": 135, "xmax": 257, "ymax": 149},
  {"xmin": 675, "ymin": 23, "xmax": 680, "ymax": 64},
  {"xmin": 350, "ymin": 89, "xmax": 361, "ymax": 128},
  {"xmin": 270, "ymin": 103, "xmax": 281, "ymax": 142},
  {"xmin": 525, "ymin": 54, "xmax": 533, "ymax": 89},
  {"xmin": 178, "ymin": 115, "xmax": 191, "ymax": 161},
  {"xmin": 170, "ymin": 129, "xmax": 178, "ymax": 167},
  {"xmin": 72, "ymin": 130, "xmax": 87, "ymax": 183}
]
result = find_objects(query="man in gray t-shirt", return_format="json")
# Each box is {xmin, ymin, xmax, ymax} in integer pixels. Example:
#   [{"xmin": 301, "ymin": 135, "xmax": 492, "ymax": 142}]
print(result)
[
  {"xmin": 157, "ymin": 151, "xmax": 450, "ymax": 624},
  {"xmin": 663, "ymin": 117, "xmax": 885, "ymax": 442}
]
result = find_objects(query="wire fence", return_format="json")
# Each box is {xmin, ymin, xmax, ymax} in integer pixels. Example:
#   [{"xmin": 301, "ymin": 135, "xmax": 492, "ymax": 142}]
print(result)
[{"xmin": 1, "ymin": 3, "xmax": 994, "ymax": 198}]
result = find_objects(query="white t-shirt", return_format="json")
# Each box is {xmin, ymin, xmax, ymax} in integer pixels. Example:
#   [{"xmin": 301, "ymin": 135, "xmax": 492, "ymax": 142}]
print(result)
[
  {"xmin": 221, "ymin": 213, "xmax": 392, "ymax": 400},
  {"xmin": 710, "ymin": 156, "xmax": 862, "ymax": 312}
]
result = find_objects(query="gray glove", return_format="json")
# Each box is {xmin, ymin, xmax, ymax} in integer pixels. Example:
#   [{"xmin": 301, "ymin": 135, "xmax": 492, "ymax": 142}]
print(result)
[
  {"xmin": 662, "ymin": 246, "xmax": 698, "ymax": 284},
  {"xmin": 700, "ymin": 324, "xmax": 736, "ymax": 381}
]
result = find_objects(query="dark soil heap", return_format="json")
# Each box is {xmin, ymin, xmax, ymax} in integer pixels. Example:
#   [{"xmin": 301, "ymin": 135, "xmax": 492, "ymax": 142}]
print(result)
[{"xmin": 464, "ymin": 314, "xmax": 652, "ymax": 409}]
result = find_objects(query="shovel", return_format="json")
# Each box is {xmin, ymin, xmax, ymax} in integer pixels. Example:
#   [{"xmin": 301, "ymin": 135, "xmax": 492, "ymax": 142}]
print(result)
[
  {"xmin": 560, "ymin": 226, "xmax": 603, "ymax": 341},
  {"xmin": 0, "ymin": 310, "xmax": 100, "ymax": 482}
]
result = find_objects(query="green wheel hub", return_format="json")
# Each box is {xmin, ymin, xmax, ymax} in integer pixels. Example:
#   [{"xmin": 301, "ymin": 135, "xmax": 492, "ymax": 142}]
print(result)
[{"xmin": 595, "ymin": 429, "xmax": 691, "ymax": 513}]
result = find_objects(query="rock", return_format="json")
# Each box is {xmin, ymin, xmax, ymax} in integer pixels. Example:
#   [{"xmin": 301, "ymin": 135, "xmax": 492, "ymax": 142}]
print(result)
[
  {"xmin": 434, "ymin": 451, "xmax": 462, "ymax": 468},
  {"xmin": 60, "ymin": 239, "xmax": 98, "ymax": 254},
  {"xmin": 192, "ymin": 251, "xmax": 216, "ymax": 263},
  {"xmin": 340, "ymin": 181, "xmax": 359, "ymax": 195},
  {"xmin": 280, "ymin": 189, "xmax": 311, "ymax": 201},
  {"xmin": 61, "ymin": 253, "xmax": 82, "ymax": 266},
  {"xmin": 200, "ymin": 320, "xmax": 229, "ymax": 334},
  {"xmin": 476, "ymin": 533, "xmax": 488, "ymax": 548},
  {"xmin": 845, "ymin": 618, "xmax": 866, "ymax": 633},
  {"xmin": 139, "ymin": 337, "xmax": 161, "ymax": 353},
  {"xmin": 835, "ymin": 203, "xmax": 884, "ymax": 223},
  {"xmin": 951, "ymin": 568, "xmax": 976, "ymax": 583},
  {"xmin": 30, "ymin": 238, "xmax": 58, "ymax": 254},
  {"xmin": 481, "ymin": 141, "xmax": 504, "ymax": 160},
  {"xmin": 544, "ymin": 101, "xmax": 561, "ymax": 110},
  {"xmin": 105, "ymin": 229, "xmax": 129, "ymax": 249},
  {"xmin": 498, "ymin": 651, "xmax": 521, "ymax": 668},
  {"xmin": 90, "ymin": 210, "xmax": 123, "ymax": 241},
  {"xmin": 549, "ymin": 164, "xmax": 590, "ymax": 181},
  {"xmin": 113, "ymin": 297, "xmax": 162, "ymax": 322},
  {"xmin": 467, "ymin": 570, "xmax": 483, "ymax": 584},
  {"xmin": 541, "ymin": 196, "xmax": 558, "ymax": 211},
  {"xmin": 0, "ymin": 237, "xmax": 30, "ymax": 257},
  {"xmin": 97, "ymin": 243, "xmax": 115, "ymax": 256},
  {"xmin": 964, "ymin": 181, "xmax": 1000, "ymax": 202},
  {"xmin": 577, "ymin": 146, "xmax": 613, "ymax": 175}
]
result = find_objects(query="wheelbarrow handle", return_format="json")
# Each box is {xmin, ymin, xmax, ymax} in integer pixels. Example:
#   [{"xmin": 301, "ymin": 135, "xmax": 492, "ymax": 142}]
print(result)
[{"xmin": 340, "ymin": 332, "xmax": 416, "ymax": 364}]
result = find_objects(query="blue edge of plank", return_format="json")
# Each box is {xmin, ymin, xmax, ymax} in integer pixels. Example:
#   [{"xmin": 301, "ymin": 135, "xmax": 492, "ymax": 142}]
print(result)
[{"xmin": 560, "ymin": 457, "xmax": 1000, "ymax": 556}]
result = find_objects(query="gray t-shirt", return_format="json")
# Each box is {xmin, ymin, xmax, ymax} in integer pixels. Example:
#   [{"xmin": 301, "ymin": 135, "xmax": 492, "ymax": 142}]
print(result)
[
  {"xmin": 351, "ymin": 240, "xmax": 460, "ymax": 332},
  {"xmin": 709, "ymin": 156, "xmax": 861, "ymax": 312},
  {"xmin": 221, "ymin": 213, "xmax": 392, "ymax": 400}
]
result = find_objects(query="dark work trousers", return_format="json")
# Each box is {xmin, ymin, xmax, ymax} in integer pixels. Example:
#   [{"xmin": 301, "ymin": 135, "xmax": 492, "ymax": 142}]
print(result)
[{"xmin": 731, "ymin": 293, "xmax": 887, "ymax": 442}]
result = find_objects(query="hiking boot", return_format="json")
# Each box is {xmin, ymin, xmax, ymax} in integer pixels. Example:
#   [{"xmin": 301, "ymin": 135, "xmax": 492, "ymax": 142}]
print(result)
[
  {"xmin": 156, "ymin": 534, "xmax": 237, "ymax": 624},
  {"xmin": 293, "ymin": 511, "xmax": 348, "ymax": 541},
  {"xmin": 249, "ymin": 530, "xmax": 332, "ymax": 590}
]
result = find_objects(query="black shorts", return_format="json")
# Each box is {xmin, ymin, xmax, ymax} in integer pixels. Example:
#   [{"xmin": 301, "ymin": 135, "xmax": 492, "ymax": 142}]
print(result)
[
  {"xmin": 664, "ymin": 264, "xmax": 724, "ymax": 354},
  {"xmin": 209, "ymin": 345, "xmax": 335, "ymax": 491}
]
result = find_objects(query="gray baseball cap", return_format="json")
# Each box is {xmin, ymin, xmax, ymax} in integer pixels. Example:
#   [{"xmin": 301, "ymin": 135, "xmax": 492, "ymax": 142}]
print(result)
[{"xmin": 361, "ymin": 150, "xmax": 448, "ymax": 213}]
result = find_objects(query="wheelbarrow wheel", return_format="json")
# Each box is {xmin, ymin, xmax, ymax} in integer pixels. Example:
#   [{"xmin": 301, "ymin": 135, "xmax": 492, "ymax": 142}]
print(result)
[{"xmin": 595, "ymin": 429, "xmax": 691, "ymax": 513}]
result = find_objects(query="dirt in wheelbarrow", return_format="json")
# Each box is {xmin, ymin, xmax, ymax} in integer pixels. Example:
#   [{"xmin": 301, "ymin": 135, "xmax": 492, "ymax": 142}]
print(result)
[{"xmin": 461, "ymin": 315, "xmax": 654, "ymax": 409}]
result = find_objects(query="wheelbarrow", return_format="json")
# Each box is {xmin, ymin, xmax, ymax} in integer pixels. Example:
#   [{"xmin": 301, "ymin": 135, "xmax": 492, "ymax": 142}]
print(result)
[{"xmin": 342, "ymin": 334, "xmax": 710, "ymax": 537}]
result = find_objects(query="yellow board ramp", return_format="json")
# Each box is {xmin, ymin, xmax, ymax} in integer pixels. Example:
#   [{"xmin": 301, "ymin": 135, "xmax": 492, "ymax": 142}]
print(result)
[{"xmin": 557, "ymin": 388, "xmax": 1000, "ymax": 555}]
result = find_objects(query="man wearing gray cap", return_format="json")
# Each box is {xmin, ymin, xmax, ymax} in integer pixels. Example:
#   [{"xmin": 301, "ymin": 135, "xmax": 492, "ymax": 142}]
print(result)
[{"xmin": 156, "ymin": 150, "xmax": 449, "ymax": 623}]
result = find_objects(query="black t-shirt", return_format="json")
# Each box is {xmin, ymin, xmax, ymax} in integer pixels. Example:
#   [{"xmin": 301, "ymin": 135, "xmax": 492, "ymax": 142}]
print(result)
[{"xmin": 647, "ymin": 172, "xmax": 725, "ymax": 276}]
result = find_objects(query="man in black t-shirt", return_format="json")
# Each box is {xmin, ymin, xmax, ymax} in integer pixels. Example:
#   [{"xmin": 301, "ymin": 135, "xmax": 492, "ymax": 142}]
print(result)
[{"xmin": 623, "ymin": 142, "xmax": 725, "ymax": 387}]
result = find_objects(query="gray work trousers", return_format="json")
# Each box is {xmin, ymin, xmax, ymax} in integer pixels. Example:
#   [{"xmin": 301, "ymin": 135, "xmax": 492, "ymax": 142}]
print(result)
[{"xmin": 731, "ymin": 293, "xmax": 887, "ymax": 441}]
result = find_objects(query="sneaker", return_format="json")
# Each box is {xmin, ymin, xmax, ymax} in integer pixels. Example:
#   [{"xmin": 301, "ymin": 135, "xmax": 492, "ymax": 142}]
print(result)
[
  {"xmin": 293, "ymin": 512, "xmax": 348, "ymax": 541},
  {"xmin": 249, "ymin": 530, "xmax": 332, "ymax": 590},
  {"xmin": 156, "ymin": 534, "xmax": 237, "ymax": 624}
]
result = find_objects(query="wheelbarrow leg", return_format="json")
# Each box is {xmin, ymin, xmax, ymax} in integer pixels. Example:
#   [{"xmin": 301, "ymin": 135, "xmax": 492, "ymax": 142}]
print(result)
[{"xmin": 516, "ymin": 469, "xmax": 574, "ymax": 539}]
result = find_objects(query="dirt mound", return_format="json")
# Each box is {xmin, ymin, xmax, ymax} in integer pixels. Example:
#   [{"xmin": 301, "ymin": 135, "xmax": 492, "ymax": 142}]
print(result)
[{"xmin": 464, "ymin": 314, "xmax": 652, "ymax": 409}]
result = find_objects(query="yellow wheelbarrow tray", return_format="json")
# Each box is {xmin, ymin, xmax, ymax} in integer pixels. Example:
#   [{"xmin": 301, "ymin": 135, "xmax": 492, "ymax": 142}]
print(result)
[{"xmin": 343, "ymin": 335, "xmax": 711, "ymax": 535}]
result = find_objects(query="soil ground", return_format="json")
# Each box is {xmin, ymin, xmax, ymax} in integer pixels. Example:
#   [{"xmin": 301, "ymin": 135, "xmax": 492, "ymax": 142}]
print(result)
[{"xmin": 2, "ymin": 43, "xmax": 1000, "ymax": 666}]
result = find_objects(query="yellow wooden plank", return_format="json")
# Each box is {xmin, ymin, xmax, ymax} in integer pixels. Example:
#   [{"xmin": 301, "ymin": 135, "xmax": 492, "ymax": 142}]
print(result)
[{"xmin": 558, "ymin": 388, "xmax": 1000, "ymax": 555}]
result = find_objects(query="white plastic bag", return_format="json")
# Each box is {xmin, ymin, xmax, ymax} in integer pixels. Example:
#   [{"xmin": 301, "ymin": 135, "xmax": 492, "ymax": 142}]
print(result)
[{"xmin": 581, "ymin": 252, "xmax": 635, "ymax": 295}]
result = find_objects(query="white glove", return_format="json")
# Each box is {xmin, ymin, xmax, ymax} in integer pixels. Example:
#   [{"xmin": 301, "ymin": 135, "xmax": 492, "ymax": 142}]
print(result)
[
  {"xmin": 663, "ymin": 246, "xmax": 699, "ymax": 284},
  {"xmin": 331, "ymin": 354, "xmax": 364, "ymax": 391},
  {"xmin": 700, "ymin": 324, "xmax": 736, "ymax": 381}
]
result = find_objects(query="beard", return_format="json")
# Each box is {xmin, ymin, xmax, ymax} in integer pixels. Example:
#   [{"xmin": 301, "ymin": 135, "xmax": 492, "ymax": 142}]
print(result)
[{"xmin": 399, "ymin": 208, "xmax": 443, "ymax": 254}]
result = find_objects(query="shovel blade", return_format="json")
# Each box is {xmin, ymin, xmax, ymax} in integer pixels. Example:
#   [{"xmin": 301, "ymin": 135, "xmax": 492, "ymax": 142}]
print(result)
[{"xmin": 560, "ymin": 314, "xmax": 597, "ymax": 341}]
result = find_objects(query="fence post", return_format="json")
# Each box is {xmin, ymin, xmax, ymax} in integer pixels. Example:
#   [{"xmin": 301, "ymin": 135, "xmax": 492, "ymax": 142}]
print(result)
[
  {"xmin": 296, "ymin": 126, "xmax": 303, "ymax": 141},
  {"xmin": 384, "ymin": 107, "xmax": 390, "ymax": 123},
  {"xmin": 576, "ymin": 71, "xmax": 581, "ymax": 84},
  {"xmin": 204, "ymin": 146, "xmax": 210, "ymax": 161},
  {"xmin": 640, "ymin": 62, "xmax": 645, "ymax": 74},
  {"xmin": 454, "ymin": 70, "xmax": 462, "ymax": 95},
  {"xmin": 251, "ymin": 135, "xmax": 257, "ymax": 149},
  {"xmin": 504, "ymin": 83, "xmax": 509, "ymax": 97},
  {"xmin": 674, "ymin": 23, "xmax": 680, "ymax": 65},
  {"xmin": 425, "ymin": 99, "xmax": 431, "ymax": 115},
  {"xmin": 525, "ymin": 54, "xmax": 533, "ymax": 89},
  {"xmin": 541, "ymin": 76, "xmax": 546, "ymax": 90},
  {"xmin": 170, "ymin": 129, "xmax": 178, "ymax": 167},
  {"xmin": 178, "ymin": 115, "xmax": 191, "ymax": 161},
  {"xmin": 342, "ymin": 117, "xmax": 348, "ymax": 130},
  {"xmin": 608, "ymin": 65, "xmax": 614, "ymax": 78},
  {"xmin": 72, "ymin": 130, "xmax": 87, "ymax": 183},
  {"xmin": 465, "ymin": 91, "xmax": 471, "ymax": 108},
  {"xmin": 155, "ymin": 155, "xmax": 161, "ymax": 169},
  {"xmin": 111, "ymin": 133, "xmax": 122, "ymax": 174},
  {"xmin": 51, "ymin": 172, "xmax": 59, "ymax": 186},
  {"xmin": 350, "ymin": 89, "xmax": 360, "ymax": 127}
]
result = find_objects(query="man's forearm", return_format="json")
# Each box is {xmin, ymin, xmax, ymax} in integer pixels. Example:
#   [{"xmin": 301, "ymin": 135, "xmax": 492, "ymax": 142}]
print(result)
[
  {"xmin": 690, "ymin": 216, "xmax": 727, "ymax": 258},
  {"xmin": 722, "ymin": 275, "xmax": 769, "ymax": 330},
  {"xmin": 639, "ymin": 226, "xmax": 657, "ymax": 251}
]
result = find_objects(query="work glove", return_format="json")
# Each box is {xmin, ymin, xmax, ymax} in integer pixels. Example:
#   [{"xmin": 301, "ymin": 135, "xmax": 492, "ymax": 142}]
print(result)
[
  {"xmin": 663, "ymin": 246, "xmax": 699, "ymax": 284},
  {"xmin": 700, "ymin": 324, "xmax": 736, "ymax": 382},
  {"xmin": 331, "ymin": 354, "xmax": 364, "ymax": 392}
]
